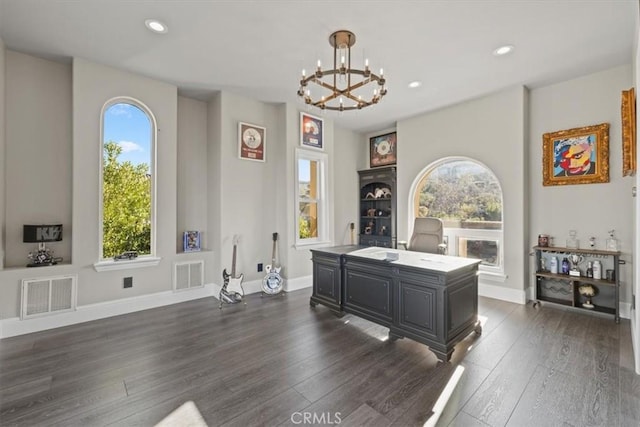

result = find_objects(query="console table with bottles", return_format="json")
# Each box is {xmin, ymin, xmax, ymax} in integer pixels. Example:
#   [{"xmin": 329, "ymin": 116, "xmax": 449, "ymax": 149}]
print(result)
[{"xmin": 533, "ymin": 245, "xmax": 622, "ymax": 323}]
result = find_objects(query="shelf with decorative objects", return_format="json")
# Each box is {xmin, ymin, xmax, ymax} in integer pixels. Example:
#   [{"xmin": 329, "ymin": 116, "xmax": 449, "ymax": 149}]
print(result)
[
  {"xmin": 358, "ymin": 167, "xmax": 396, "ymax": 248},
  {"xmin": 532, "ymin": 245, "xmax": 623, "ymax": 322}
]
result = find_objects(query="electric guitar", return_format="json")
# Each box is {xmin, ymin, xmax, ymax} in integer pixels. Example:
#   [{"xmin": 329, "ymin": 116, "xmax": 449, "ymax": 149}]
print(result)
[
  {"xmin": 262, "ymin": 232, "xmax": 283, "ymax": 294},
  {"xmin": 222, "ymin": 235, "xmax": 244, "ymax": 296}
]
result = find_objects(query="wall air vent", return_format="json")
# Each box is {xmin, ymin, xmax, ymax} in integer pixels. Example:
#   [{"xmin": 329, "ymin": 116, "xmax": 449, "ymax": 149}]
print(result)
[
  {"xmin": 173, "ymin": 260, "xmax": 204, "ymax": 291},
  {"xmin": 21, "ymin": 275, "xmax": 77, "ymax": 319}
]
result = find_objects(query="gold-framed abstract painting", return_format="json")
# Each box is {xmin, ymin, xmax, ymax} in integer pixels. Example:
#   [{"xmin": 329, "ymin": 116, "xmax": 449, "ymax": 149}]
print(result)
[
  {"xmin": 621, "ymin": 88, "xmax": 636, "ymax": 177},
  {"xmin": 542, "ymin": 123, "xmax": 609, "ymax": 186}
]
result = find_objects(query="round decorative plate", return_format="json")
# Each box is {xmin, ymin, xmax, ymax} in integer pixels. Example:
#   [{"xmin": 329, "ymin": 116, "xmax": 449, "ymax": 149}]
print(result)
[
  {"xmin": 376, "ymin": 140, "xmax": 391, "ymax": 155},
  {"xmin": 243, "ymin": 128, "xmax": 262, "ymax": 148}
]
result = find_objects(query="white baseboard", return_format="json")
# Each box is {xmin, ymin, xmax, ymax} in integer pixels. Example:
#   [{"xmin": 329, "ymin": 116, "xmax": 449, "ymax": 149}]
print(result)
[
  {"xmin": 240, "ymin": 279, "xmax": 263, "ymax": 295},
  {"xmin": 478, "ymin": 282, "xmax": 526, "ymax": 304},
  {"xmin": 285, "ymin": 275, "xmax": 312, "ymax": 292},
  {"xmin": 234, "ymin": 275, "xmax": 311, "ymax": 295},
  {"xmin": 1, "ymin": 284, "xmax": 216, "ymax": 339},
  {"xmin": 632, "ymin": 309, "xmax": 640, "ymax": 374},
  {"xmin": 620, "ymin": 302, "xmax": 631, "ymax": 320}
]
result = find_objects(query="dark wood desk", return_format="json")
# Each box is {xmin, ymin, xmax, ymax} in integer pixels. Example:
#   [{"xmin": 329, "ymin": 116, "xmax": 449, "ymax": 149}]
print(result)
[{"xmin": 310, "ymin": 246, "xmax": 482, "ymax": 361}]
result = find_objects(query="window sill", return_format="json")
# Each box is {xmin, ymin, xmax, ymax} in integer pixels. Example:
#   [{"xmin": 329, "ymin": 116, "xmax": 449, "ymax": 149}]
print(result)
[
  {"xmin": 294, "ymin": 240, "xmax": 333, "ymax": 250},
  {"xmin": 93, "ymin": 256, "xmax": 161, "ymax": 272}
]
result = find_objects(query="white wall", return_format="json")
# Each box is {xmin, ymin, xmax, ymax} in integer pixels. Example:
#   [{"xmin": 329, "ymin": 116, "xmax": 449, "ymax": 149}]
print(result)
[
  {"xmin": 0, "ymin": 56, "xmax": 209, "ymax": 321},
  {"xmin": 206, "ymin": 94, "xmax": 222, "ymax": 283},
  {"xmin": 71, "ymin": 57, "xmax": 181, "ymax": 305},
  {"xmin": 333, "ymin": 126, "xmax": 365, "ymax": 246},
  {"xmin": 397, "ymin": 87, "xmax": 528, "ymax": 298},
  {"xmin": 203, "ymin": 94, "xmax": 343, "ymax": 286},
  {"xmin": 177, "ymin": 96, "xmax": 208, "ymax": 252},
  {"xmin": 4, "ymin": 51, "xmax": 72, "ymax": 267},
  {"xmin": 529, "ymin": 65, "xmax": 634, "ymax": 306},
  {"xmin": 0, "ymin": 38, "xmax": 5, "ymax": 269},
  {"xmin": 212, "ymin": 92, "xmax": 279, "ymax": 283}
]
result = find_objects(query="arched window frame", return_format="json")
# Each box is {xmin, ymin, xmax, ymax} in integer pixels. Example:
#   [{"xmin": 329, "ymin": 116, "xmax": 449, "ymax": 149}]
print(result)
[
  {"xmin": 95, "ymin": 96, "xmax": 158, "ymax": 270},
  {"xmin": 408, "ymin": 156, "xmax": 505, "ymax": 277}
]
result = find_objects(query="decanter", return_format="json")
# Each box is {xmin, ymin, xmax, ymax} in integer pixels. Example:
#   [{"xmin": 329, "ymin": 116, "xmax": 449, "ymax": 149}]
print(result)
[{"xmin": 566, "ymin": 230, "xmax": 578, "ymax": 249}]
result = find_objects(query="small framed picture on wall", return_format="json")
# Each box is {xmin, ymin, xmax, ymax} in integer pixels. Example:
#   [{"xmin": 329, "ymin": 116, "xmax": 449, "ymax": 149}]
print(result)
[
  {"xmin": 370, "ymin": 132, "xmax": 397, "ymax": 167},
  {"xmin": 183, "ymin": 231, "xmax": 201, "ymax": 252},
  {"xmin": 300, "ymin": 112, "xmax": 324, "ymax": 150},
  {"xmin": 238, "ymin": 122, "xmax": 266, "ymax": 162}
]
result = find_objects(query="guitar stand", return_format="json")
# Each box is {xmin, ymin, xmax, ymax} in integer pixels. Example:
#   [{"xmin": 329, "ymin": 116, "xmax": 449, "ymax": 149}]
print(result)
[
  {"xmin": 260, "ymin": 291, "xmax": 286, "ymax": 298},
  {"xmin": 218, "ymin": 287, "xmax": 246, "ymax": 309}
]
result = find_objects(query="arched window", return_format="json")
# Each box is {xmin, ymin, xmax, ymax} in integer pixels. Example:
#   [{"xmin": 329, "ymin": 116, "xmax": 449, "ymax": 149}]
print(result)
[
  {"xmin": 100, "ymin": 98, "xmax": 156, "ymax": 260},
  {"xmin": 411, "ymin": 157, "xmax": 503, "ymax": 271}
]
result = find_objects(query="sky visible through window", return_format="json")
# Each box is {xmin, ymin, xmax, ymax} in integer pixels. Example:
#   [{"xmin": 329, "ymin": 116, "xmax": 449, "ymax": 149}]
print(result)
[
  {"xmin": 299, "ymin": 159, "xmax": 310, "ymax": 183},
  {"xmin": 104, "ymin": 103, "xmax": 150, "ymax": 166}
]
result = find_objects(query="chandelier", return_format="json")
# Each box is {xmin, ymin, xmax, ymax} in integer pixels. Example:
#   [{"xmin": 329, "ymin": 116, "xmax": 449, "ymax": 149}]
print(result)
[{"xmin": 297, "ymin": 30, "xmax": 387, "ymax": 111}]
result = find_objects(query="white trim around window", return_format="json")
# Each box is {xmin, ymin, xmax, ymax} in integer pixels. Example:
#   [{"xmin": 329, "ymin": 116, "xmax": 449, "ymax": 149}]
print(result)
[
  {"xmin": 98, "ymin": 96, "xmax": 158, "ymax": 264},
  {"xmin": 295, "ymin": 148, "xmax": 330, "ymax": 248}
]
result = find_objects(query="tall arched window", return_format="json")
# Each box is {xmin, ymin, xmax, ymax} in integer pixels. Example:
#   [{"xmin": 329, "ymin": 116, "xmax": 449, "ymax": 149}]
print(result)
[
  {"xmin": 411, "ymin": 157, "xmax": 503, "ymax": 272},
  {"xmin": 100, "ymin": 98, "xmax": 156, "ymax": 260}
]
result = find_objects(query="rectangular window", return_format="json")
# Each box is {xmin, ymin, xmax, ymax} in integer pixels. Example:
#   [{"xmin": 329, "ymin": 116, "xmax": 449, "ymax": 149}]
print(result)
[
  {"xmin": 457, "ymin": 237, "xmax": 499, "ymax": 267},
  {"xmin": 295, "ymin": 149, "xmax": 328, "ymax": 246}
]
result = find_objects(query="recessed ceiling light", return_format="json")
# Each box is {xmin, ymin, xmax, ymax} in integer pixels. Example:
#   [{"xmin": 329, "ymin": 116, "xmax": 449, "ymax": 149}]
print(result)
[
  {"xmin": 145, "ymin": 19, "xmax": 168, "ymax": 34},
  {"xmin": 408, "ymin": 81, "xmax": 422, "ymax": 89},
  {"xmin": 493, "ymin": 45, "xmax": 514, "ymax": 56}
]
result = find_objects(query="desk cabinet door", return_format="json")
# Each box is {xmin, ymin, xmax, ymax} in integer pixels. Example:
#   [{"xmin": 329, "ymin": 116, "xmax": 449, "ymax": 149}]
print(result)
[
  {"xmin": 313, "ymin": 261, "xmax": 340, "ymax": 305},
  {"xmin": 344, "ymin": 270, "xmax": 392, "ymax": 320},
  {"xmin": 397, "ymin": 281, "xmax": 439, "ymax": 339}
]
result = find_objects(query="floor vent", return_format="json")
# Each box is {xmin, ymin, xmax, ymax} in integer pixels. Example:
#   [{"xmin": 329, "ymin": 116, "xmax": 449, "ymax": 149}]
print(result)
[
  {"xmin": 174, "ymin": 260, "xmax": 204, "ymax": 291},
  {"xmin": 21, "ymin": 275, "xmax": 78, "ymax": 319}
]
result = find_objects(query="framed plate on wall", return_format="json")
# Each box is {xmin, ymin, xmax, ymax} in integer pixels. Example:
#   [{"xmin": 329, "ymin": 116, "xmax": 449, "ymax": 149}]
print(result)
[
  {"xmin": 238, "ymin": 122, "xmax": 266, "ymax": 162},
  {"xmin": 370, "ymin": 132, "xmax": 397, "ymax": 167}
]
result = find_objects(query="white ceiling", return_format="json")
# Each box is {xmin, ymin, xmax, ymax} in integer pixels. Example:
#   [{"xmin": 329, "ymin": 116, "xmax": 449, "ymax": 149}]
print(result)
[{"xmin": 0, "ymin": 0, "xmax": 636, "ymax": 133}]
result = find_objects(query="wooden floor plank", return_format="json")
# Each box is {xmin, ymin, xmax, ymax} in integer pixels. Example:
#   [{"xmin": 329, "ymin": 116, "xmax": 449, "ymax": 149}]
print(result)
[
  {"xmin": 447, "ymin": 410, "xmax": 490, "ymax": 427},
  {"xmin": 220, "ymin": 388, "xmax": 311, "ymax": 427},
  {"xmin": 435, "ymin": 361, "xmax": 492, "ymax": 427},
  {"xmin": 0, "ymin": 290, "xmax": 637, "ymax": 427},
  {"xmin": 463, "ymin": 303, "xmax": 535, "ymax": 370},
  {"xmin": 506, "ymin": 361, "xmax": 619, "ymax": 427},
  {"xmin": 620, "ymin": 366, "xmax": 640, "ymax": 427},
  {"xmin": 339, "ymin": 403, "xmax": 392, "ymax": 427}
]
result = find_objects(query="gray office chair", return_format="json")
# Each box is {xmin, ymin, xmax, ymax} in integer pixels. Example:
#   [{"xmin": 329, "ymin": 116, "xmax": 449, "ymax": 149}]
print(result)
[{"xmin": 400, "ymin": 217, "xmax": 447, "ymax": 254}]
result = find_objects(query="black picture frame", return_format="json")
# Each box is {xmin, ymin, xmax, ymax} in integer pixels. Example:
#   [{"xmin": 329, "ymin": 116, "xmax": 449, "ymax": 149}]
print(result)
[{"xmin": 369, "ymin": 132, "xmax": 397, "ymax": 167}]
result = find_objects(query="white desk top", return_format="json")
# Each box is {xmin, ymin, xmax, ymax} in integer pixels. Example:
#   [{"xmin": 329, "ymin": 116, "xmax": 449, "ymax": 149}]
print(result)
[{"xmin": 348, "ymin": 247, "xmax": 481, "ymax": 273}]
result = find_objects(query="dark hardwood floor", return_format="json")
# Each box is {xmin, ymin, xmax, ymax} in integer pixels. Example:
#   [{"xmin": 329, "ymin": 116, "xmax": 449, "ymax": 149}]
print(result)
[{"xmin": 0, "ymin": 289, "xmax": 638, "ymax": 426}]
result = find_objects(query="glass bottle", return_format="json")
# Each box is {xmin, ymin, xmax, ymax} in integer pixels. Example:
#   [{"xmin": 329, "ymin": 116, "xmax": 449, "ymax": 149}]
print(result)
[
  {"xmin": 606, "ymin": 230, "xmax": 618, "ymax": 251},
  {"xmin": 566, "ymin": 230, "xmax": 579, "ymax": 249},
  {"xmin": 586, "ymin": 261, "xmax": 593, "ymax": 278}
]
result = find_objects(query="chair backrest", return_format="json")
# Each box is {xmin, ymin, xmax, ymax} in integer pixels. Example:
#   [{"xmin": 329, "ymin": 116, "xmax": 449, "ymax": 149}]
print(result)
[{"xmin": 409, "ymin": 217, "xmax": 444, "ymax": 254}]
